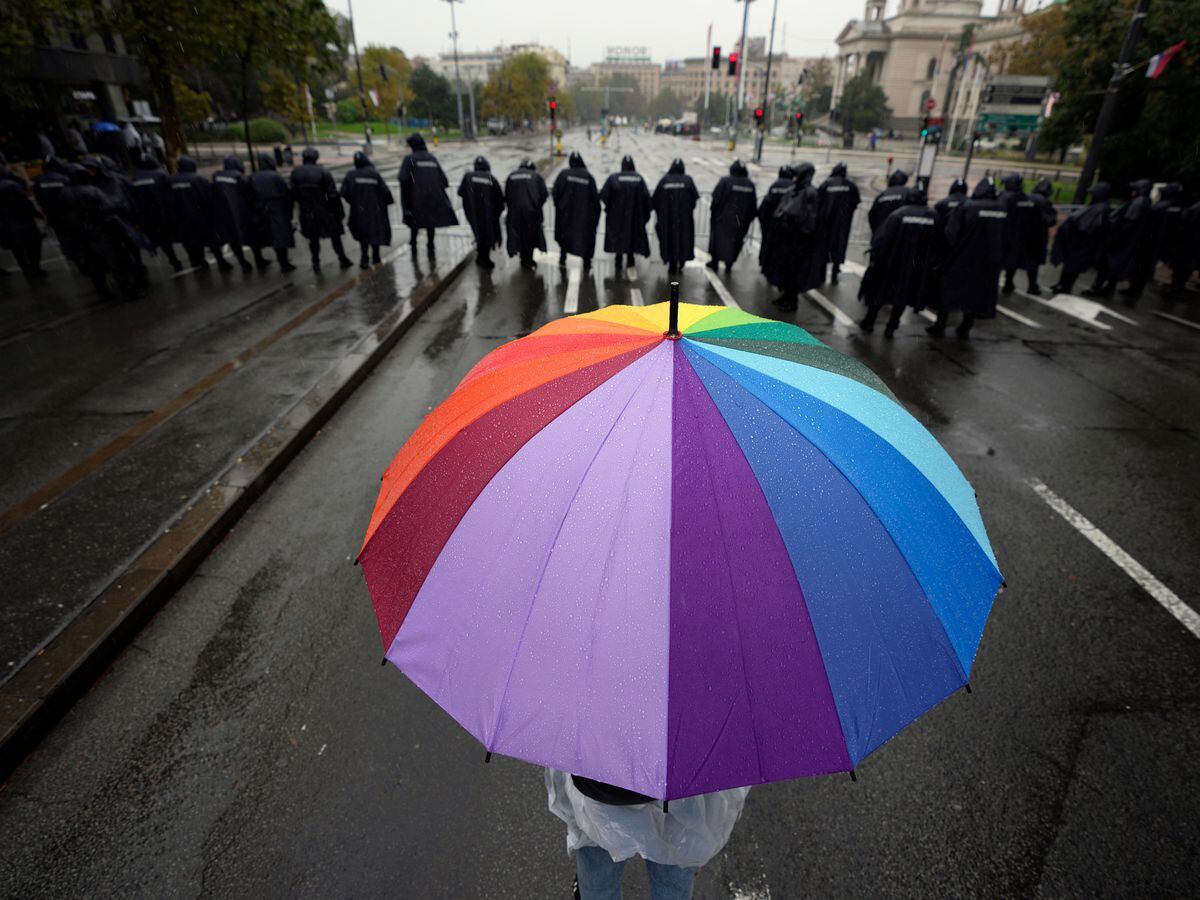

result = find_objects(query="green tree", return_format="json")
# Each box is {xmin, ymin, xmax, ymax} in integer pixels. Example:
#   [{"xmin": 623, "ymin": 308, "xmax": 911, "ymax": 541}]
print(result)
[
  {"xmin": 801, "ymin": 58, "xmax": 834, "ymax": 115},
  {"xmin": 361, "ymin": 45, "xmax": 412, "ymax": 120},
  {"xmin": 649, "ymin": 88, "xmax": 682, "ymax": 119},
  {"xmin": 409, "ymin": 64, "xmax": 458, "ymax": 126},
  {"xmin": 259, "ymin": 67, "xmax": 306, "ymax": 132},
  {"xmin": 1029, "ymin": 0, "xmax": 1199, "ymax": 192},
  {"xmin": 480, "ymin": 52, "xmax": 552, "ymax": 123},
  {"xmin": 837, "ymin": 71, "xmax": 892, "ymax": 133},
  {"xmin": 171, "ymin": 76, "xmax": 213, "ymax": 126}
]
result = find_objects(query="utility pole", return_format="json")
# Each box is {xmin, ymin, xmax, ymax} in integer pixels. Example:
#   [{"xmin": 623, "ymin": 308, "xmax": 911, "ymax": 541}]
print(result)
[
  {"xmin": 347, "ymin": 0, "xmax": 372, "ymax": 149},
  {"xmin": 443, "ymin": 0, "xmax": 467, "ymax": 138},
  {"xmin": 731, "ymin": 0, "xmax": 753, "ymax": 149},
  {"xmin": 1074, "ymin": 0, "xmax": 1150, "ymax": 201},
  {"xmin": 703, "ymin": 23, "xmax": 713, "ymax": 126},
  {"xmin": 753, "ymin": 0, "xmax": 778, "ymax": 163}
]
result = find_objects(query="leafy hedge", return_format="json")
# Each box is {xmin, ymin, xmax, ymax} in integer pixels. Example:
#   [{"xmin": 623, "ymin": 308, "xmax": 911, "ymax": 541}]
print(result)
[{"xmin": 217, "ymin": 118, "xmax": 292, "ymax": 143}]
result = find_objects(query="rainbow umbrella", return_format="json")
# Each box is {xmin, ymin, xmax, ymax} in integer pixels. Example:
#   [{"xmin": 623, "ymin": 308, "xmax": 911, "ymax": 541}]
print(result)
[{"xmin": 358, "ymin": 291, "xmax": 1003, "ymax": 801}]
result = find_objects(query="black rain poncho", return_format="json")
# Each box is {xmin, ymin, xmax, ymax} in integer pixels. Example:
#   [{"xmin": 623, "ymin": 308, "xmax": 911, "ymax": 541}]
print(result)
[
  {"xmin": 504, "ymin": 159, "xmax": 548, "ymax": 258},
  {"xmin": 651, "ymin": 158, "xmax": 700, "ymax": 265},
  {"xmin": 398, "ymin": 134, "xmax": 458, "ymax": 229},
  {"xmin": 290, "ymin": 148, "xmax": 345, "ymax": 239},
  {"xmin": 934, "ymin": 179, "xmax": 1008, "ymax": 317},
  {"xmin": 249, "ymin": 152, "xmax": 295, "ymax": 249},
  {"xmin": 860, "ymin": 187, "xmax": 940, "ymax": 310},
  {"xmin": 1051, "ymin": 182, "xmax": 1110, "ymax": 274},
  {"xmin": 707, "ymin": 160, "xmax": 757, "ymax": 265},
  {"xmin": 817, "ymin": 163, "xmax": 861, "ymax": 266},
  {"xmin": 458, "ymin": 155, "xmax": 504, "ymax": 250},
  {"xmin": 599, "ymin": 155, "xmax": 651, "ymax": 257},
  {"xmin": 168, "ymin": 155, "xmax": 214, "ymax": 249},
  {"xmin": 552, "ymin": 152, "xmax": 601, "ymax": 259},
  {"xmin": 868, "ymin": 169, "xmax": 909, "ymax": 234},
  {"xmin": 211, "ymin": 156, "xmax": 258, "ymax": 247},
  {"xmin": 340, "ymin": 152, "xmax": 394, "ymax": 246}
]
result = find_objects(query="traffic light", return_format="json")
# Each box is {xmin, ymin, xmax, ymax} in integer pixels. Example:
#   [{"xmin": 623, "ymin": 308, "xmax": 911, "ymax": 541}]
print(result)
[
  {"xmin": 921, "ymin": 116, "xmax": 930, "ymax": 138},
  {"xmin": 794, "ymin": 110, "xmax": 805, "ymax": 127},
  {"xmin": 548, "ymin": 96, "xmax": 557, "ymax": 122},
  {"xmin": 711, "ymin": 46, "xmax": 721, "ymax": 70},
  {"xmin": 753, "ymin": 107, "xmax": 764, "ymax": 126},
  {"xmin": 727, "ymin": 51, "xmax": 739, "ymax": 76}
]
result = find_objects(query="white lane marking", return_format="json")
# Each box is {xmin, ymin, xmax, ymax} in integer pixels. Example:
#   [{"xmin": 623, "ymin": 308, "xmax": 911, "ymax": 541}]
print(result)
[
  {"xmin": 626, "ymin": 266, "xmax": 638, "ymax": 282},
  {"xmin": 804, "ymin": 290, "xmax": 856, "ymax": 327},
  {"xmin": 1020, "ymin": 291, "xmax": 1138, "ymax": 330},
  {"xmin": 702, "ymin": 265, "xmax": 741, "ymax": 309},
  {"xmin": 1028, "ymin": 478, "xmax": 1200, "ymax": 641},
  {"xmin": 919, "ymin": 309, "xmax": 938, "ymax": 322},
  {"xmin": 1153, "ymin": 310, "xmax": 1200, "ymax": 333},
  {"xmin": 693, "ymin": 247, "xmax": 712, "ymax": 262},
  {"xmin": 563, "ymin": 265, "xmax": 581, "ymax": 314},
  {"xmin": 840, "ymin": 260, "xmax": 867, "ymax": 277},
  {"xmin": 997, "ymin": 304, "xmax": 1043, "ymax": 328},
  {"xmin": 630, "ymin": 287, "xmax": 645, "ymax": 306}
]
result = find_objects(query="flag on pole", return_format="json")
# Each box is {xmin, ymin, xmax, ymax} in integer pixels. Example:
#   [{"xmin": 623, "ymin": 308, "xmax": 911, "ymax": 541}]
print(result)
[
  {"xmin": 1146, "ymin": 41, "xmax": 1186, "ymax": 79},
  {"xmin": 368, "ymin": 88, "xmax": 380, "ymax": 107}
]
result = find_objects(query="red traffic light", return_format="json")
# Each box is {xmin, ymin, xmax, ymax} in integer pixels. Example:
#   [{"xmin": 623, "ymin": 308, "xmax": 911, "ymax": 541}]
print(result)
[
  {"xmin": 711, "ymin": 46, "xmax": 721, "ymax": 70},
  {"xmin": 548, "ymin": 98, "xmax": 557, "ymax": 110},
  {"xmin": 753, "ymin": 107, "xmax": 764, "ymax": 123},
  {"xmin": 794, "ymin": 111, "xmax": 805, "ymax": 124},
  {"xmin": 727, "ymin": 51, "xmax": 739, "ymax": 76}
]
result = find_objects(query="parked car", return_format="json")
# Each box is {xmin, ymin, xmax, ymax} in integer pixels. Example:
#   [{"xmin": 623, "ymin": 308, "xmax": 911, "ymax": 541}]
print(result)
[{"xmin": 485, "ymin": 118, "xmax": 508, "ymax": 135}]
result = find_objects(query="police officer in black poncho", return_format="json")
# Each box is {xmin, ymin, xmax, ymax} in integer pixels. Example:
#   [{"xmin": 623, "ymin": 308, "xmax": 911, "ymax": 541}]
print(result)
[
  {"xmin": 1049, "ymin": 182, "xmax": 1110, "ymax": 295},
  {"xmin": 399, "ymin": 133, "xmax": 457, "ymax": 256},
  {"xmin": 0, "ymin": 174, "xmax": 45, "ymax": 278},
  {"xmin": 341, "ymin": 151, "xmax": 394, "ymax": 268},
  {"xmin": 998, "ymin": 172, "xmax": 1033, "ymax": 294},
  {"xmin": 1124, "ymin": 179, "xmax": 1175, "ymax": 300},
  {"xmin": 767, "ymin": 162, "xmax": 823, "ymax": 312},
  {"xmin": 458, "ymin": 155, "xmax": 504, "ymax": 269},
  {"xmin": 757, "ymin": 165, "xmax": 794, "ymax": 286},
  {"xmin": 1151, "ymin": 183, "xmax": 1189, "ymax": 295},
  {"xmin": 129, "ymin": 153, "xmax": 182, "ymax": 271},
  {"xmin": 817, "ymin": 162, "xmax": 860, "ymax": 284},
  {"xmin": 212, "ymin": 156, "xmax": 266, "ymax": 272},
  {"xmin": 553, "ymin": 151, "xmax": 600, "ymax": 270},
  {"xmin": 859, "ymin": 186, "xmax": 939, "ymax": 337},
  {"xmin": 170, "ymin": 156, "xmax": 232, "ymax": 271},
  {"xmin": 1021, "ymin": 178, "xmax": 1057, "ymax": 295},
  {"xmin": 934, "ymin": 179, "xmax": 968, "ymax": 219},
  {"xmin": 35, "ymin": 156, "xmax": 81, "ymax": 263},
  {"xmin": 1085, "ymin": 178, "xmax": 1152, "ymax": 298},
  {"xmin": 69, "ymin": 162, "xmax": 148, "ymax": 299},
  {"xmin": 250, "ymin": 152, "xmax": 296, "ymax": 272},
  {"xmin": 599, "ymin": 155, "xmax": 651, "ymax": 271},
  {"xmin": 706, "ymin": 159, "xmax": 757, "ymax": 274},
  {"xmin": 651, "ymin": 158, "xmax": 699, "ymax": 275},
  {"xmin": 291, "ymin": 147, "xmax": 353, "ymax": 272},
  {"xmin": 929, "ymin": 178, "xmax": 1008, "ymax": 338},
  {"xmin": 868, "ymin": 169, "xmax": 908, "ymax": 234},
  {"xmin": 504, "ymin": 159, "xmax": 547, "ymax": 270}
]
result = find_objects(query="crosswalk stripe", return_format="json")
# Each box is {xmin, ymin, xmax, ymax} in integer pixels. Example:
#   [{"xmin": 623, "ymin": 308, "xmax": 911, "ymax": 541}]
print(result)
[
  {"xmin": 563, "ymin": 266, "xmax": 582, "ymax": 314},
  {"xmin": 804, "ymin": 290, "xmax": 856, "ymax": 327},
  {"xmin": 630, "ymin": 287, "xmax": 645, "ymax": 306},
  {"xmin": 997, "ymin": 304, "xmax": 1043, "ymax": 328},
  {"xmin": 702, "ymin": 266, "xmax": 741, "ymax": 309},
  {"xmin": 1153, "ymin": 310, "xmax": 1200, "ymax": 333}
]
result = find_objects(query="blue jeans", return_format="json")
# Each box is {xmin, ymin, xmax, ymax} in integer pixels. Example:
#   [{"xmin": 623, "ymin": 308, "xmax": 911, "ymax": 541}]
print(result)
[{"xmin": 575, "ymin": 845, "xmax": 697, "ymax": 900}]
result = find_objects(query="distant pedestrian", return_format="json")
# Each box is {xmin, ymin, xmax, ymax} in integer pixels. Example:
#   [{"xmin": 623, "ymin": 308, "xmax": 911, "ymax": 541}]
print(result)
[
  {"xmin": 929, "ymin": 178, "xmax": 1008, "ymax": 338},
  {"xmin": 651, "ymin": 158, "xmax": 699, "ymax": 275},
  {"xmin": 756, "ymin": 165, "xmax": 794, "ymax": 285},
  {"xmin": 212, "ymin": 156, "xmax": 266, "ymax": 272},
  {"xmin": 706, "ymin": 159, "xmax": 757, "ymax": 274},
  {"xmin": 398, "ymin": 133, "xmax": 457, "ymax": 256},
  {"xmin": 934, "ymin": 178, "xmax": 968, "ymax": 219},
  {"xmin": 65, "ymin": 120, "xmax": 89, "ymax": 159},
  {"xmin": 547, "ymin": 770, "xmax": 748, "ymax": 900},
  {"xmin": 129, "ymin": 153, "xmax": 183, "ymax": 271},
  {"xmin": 340, "ymin": 150, "xmax": 394, "ymax": 269},
  {"xmin": 1085, "ymin": 178, "xmax": 1152, "ymax": 299},
  {"xmin": 552, "ymin": 151, "xmax": 600, "ymax": 270},
  {"xmin": 599, "ymin": 154, "xmax": 651, "ymax": 272},
  {"xmin": 503, "ymin": 159, "xmax": 548, "ymax": 270},
  {"xmin": 816, "ymin": 162, "xmax": 860, "ymax": 284},
  {"xmin": 1049, "ymin": 182, "xmax": 1110, "ymax": 295},
  {"xmin": 859, "ymin": 185, "xmax": 939, "ymax": 336},
  {"xmin": 458, "ymin": 155, "xmax": 504, "ymax": 269},
  {"xmin": 250, "ymin": 152, "xmax": 296, "ymax": 272},
  {"xmin": 121, "ymin": 119, "xmax": 143, "ymax": 154},
  {"xmin": 766, "ymin": 162, "xmax": 823, "ymax": 311},
  {"xmin": 170, "ymin": 156, "xmax": 232, "ymax": 271},
  {"xmin": 291, "ymin": 147, "xmax": 353, "ymax": 272},
  {"xmin": 868, "ymin": 169, "xmax": 908, "ymax": 234}
]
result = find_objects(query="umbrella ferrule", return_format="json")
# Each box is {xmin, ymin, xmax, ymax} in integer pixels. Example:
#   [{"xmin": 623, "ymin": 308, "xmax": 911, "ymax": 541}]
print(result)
[{"xmin": 665, "ymin": 281, "xmax": 681, "ymax": 339}]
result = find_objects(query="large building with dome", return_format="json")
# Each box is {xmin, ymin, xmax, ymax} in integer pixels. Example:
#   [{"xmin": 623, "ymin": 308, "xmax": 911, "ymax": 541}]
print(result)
[{"xmin": 832, "ymin": 0, "xmax": 1034, "ymax": 132}]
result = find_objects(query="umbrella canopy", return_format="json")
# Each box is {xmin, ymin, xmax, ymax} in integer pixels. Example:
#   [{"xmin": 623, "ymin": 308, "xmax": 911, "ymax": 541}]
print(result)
[{"xmin": 358, "ymin": 301, "xmax": 1003, "ymax": 801}]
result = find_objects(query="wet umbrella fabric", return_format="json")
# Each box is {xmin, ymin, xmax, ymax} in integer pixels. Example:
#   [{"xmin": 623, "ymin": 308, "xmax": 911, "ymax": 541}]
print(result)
[
  {"xmin": 358, "ymin": 302, "xmax": 1003, "ymax": 801},
  {"xmin": 552, "ymin": 155, "xmax": 601, "ymax": 259},
  {"xmin": 707, "ymin": 161, "xmax": 757, "ymax": 265},
  {"xmin": 458, "ymin": 158, "xmax": 504, "ymax": 250},
  {"xmin": 504, "ymin": 162, "xmax": 548, "ymax": 258},
  {"xmin": 651, "ymin": 160, "xmax": 699, "ymax": 265},
  {"xmin": 599, "ymin": 158, "xmax": 652, "ymax": 258}
]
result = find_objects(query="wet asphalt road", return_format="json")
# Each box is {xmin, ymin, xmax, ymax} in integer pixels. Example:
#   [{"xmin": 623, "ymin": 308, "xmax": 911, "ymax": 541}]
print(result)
[{"xmin": 2, "ymin": 130, "xmax": 1200, "ymax": 898}]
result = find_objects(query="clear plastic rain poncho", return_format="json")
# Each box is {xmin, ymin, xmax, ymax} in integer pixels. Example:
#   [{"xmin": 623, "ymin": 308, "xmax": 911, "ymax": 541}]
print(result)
[{"xmin": 545, "ymin": 769, "xmax": 750, "ymax": 868}]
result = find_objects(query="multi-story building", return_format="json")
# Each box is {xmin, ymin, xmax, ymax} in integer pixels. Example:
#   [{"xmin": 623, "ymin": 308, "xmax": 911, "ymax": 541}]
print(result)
[
  {"xmin": 426, "ymin": 43, "xmax": 567, "ymax": 88},
  {"xmin": 831, "ymin": 0, "xmax": 1034, "ymax": 131},
  {"xmin": 660, "ymin": 50, "xmax": 825, "ymax": 112},
  {"xmin": 577, "ymin": 47, "xmax": 661, "ymax": 98}
]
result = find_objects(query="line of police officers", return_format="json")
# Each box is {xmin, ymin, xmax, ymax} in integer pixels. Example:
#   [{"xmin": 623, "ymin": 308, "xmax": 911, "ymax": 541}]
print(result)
[{"xmin": 0, "ymin": 146, "xmax": 395, "ymax": 299}]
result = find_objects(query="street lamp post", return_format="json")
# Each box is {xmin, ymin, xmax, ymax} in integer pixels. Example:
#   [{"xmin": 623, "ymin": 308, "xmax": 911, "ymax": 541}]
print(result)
[
  {"xmin": 730, "ymin": 0, "xmax": 753, "ymax": 149},
  {"xmin": 753, "ymin": 0, "xmax": 778, "ymax": 163},
  {"xmin": 347, "ymin": 0, "xmax": 372, "ymax": 149},
  {"xmin": 443, "ymin": 0, "xmax": 468, "ymax": 139}
]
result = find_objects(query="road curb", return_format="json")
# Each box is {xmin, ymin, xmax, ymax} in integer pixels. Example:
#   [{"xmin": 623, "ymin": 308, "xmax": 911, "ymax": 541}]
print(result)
[{"xmin": 0, "ymin": 251, "xmax": 471, "ymax": 783}]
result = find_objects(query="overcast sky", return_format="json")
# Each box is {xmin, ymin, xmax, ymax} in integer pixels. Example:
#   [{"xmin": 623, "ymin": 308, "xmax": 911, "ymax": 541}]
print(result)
[{"xmin": 337, "ymin": 0, "xmax": 1004, "ymax": 69}]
